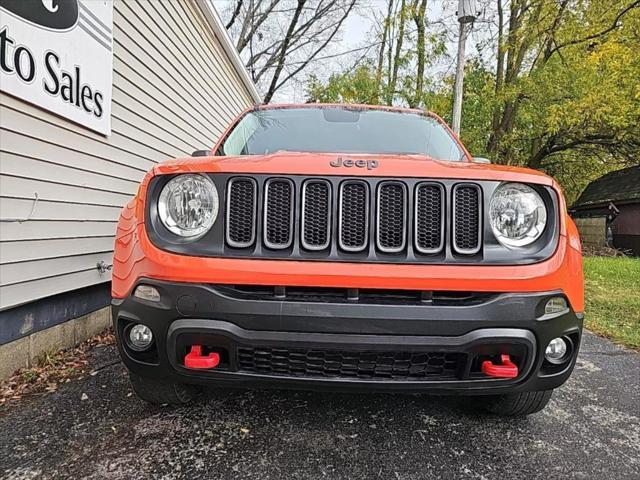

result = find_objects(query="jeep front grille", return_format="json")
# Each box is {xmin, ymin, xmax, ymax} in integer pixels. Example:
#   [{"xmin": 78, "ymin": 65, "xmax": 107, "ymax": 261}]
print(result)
[{"xmin": 223, "ymin": 175, "xmax": 487, "ymax": 262}]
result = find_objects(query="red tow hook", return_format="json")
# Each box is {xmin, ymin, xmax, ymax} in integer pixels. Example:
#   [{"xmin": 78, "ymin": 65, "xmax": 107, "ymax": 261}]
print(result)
[
  {"xmin": 481, "ymin": 354, "xmax": 519, "ymax": 379},
  {"xmin": 184, "ymin": 345, "xmax": 220, "ymax": 370}
]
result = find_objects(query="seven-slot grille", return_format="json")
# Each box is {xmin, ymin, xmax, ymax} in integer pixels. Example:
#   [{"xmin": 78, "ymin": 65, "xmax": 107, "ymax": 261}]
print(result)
[
  {"xmin": 225, "ymin": 176, "xmax": 482, "ymax": 257},
  {"xmin": 237, "ymin": 346, "xmax": 465, "ymax": 381}
]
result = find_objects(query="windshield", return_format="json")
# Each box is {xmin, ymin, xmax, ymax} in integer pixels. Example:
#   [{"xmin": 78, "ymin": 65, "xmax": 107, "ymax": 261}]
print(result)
[{"xmin": 217, "ymin": 107, "xmax": 465, "ymax": 161}]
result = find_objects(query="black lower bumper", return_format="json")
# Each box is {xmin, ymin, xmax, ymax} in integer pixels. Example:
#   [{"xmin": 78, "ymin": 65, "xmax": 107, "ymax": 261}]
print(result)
[{"xmin": 112, "ymin": 280, "xmax": 583, "ymax": 395}]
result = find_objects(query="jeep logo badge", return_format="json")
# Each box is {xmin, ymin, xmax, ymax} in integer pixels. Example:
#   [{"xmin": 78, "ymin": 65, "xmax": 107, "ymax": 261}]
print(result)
[{"xmin": 330, "ymin": 157, "xmax": 379, "ymax": 170}]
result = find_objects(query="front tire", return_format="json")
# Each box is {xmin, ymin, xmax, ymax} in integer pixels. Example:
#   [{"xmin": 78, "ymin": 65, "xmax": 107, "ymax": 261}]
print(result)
[
  {"xmin": 129, "ymin": 372, "xmax": 201, "ymax": 405},
  {"xmin": 479, "ymin": 390, "xmax": 553, "ymax": 416}
]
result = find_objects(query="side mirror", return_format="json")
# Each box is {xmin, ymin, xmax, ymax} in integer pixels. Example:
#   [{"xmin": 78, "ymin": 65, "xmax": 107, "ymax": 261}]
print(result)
[
  {"xmin": 192, "ymin": 150, "xmax": 210, "ymax": 157},
  {"xmin": 472, "ymin": 157, "xmax": 491, "ymax": 164}
]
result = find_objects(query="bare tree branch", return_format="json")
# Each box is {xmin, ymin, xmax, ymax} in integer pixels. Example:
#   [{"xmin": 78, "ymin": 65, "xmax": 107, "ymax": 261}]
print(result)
[
  {"xmin": 236, "ymin": 0, "xmax": 282, "ymax": 53},
  {"xmin": 274, "ymin": 0, "xmax": 358, "ymax": 92},
  {"xmin": 225, "ymin": 0, "xmax": 358, "ymax": 101},
  {"xmin": 264, "ymin": 0, "xmax": 307, "ymax": 102},
  {"xmin": 226, "ymin": 0, "xmax": 244, "ymax": 30}
]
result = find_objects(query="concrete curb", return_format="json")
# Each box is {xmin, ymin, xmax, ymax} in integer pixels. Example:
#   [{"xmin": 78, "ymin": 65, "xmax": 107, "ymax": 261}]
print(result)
[{"xmin": 0, "ymin": 307, "xmax": 111, "ymax": 380}]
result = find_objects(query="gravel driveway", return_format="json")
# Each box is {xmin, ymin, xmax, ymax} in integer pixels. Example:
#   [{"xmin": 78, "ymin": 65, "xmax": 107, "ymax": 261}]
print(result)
[{"xmin": 1, "ymin": 331, "xmax": 638, "ymax": 479}]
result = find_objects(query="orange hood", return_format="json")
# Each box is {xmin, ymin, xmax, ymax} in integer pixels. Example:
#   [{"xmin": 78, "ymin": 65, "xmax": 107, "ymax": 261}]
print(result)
[{"xmin": 149, "ymin": 151, "xmax": 555, "ymax": 186}]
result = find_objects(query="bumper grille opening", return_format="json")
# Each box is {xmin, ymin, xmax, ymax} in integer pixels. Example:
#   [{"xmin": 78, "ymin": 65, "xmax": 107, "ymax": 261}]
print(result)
[
  {"xmin": 238, "ymin": 347, "xmax": 466, "ymax": 381},
  {"xmin": 216, "ymin": 285, "xmax": 498, "ymax": 306}
]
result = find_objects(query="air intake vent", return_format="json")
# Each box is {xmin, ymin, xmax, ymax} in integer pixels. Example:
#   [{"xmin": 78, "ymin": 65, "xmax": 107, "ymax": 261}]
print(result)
[
  {"xmin": 453, "ymin": 184, "xmax": 481, "ymax": 254},
  {"xmin": 339, "ymin": 181, "xmax": 369, "ymax": 252},
  {"xmin": 237, "ymin": 346, "xmax": 465, "ymax": 380},
  {"xmin": 377, "ymin": 182, "xmax": 407, "ymax": 253},
  {"xmin": 226, "ymin": 178, "xmax": 257, "ymax": 248},
  {"xmin": 301, "ymin": 180, "xmax": 331, "ymax": 250},
  {"xmin": 263, "ymin": 178, "xmax": 294, "ymax": 249},
  {"xmin": 415, "ymin": 183, "xmax": 444, "ymax": 254}
]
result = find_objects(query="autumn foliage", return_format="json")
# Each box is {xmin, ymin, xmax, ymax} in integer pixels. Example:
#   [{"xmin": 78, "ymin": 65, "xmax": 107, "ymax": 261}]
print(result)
[{"xmin": 306, "ymin": 0, "xmax": 640, "ymax": 203}]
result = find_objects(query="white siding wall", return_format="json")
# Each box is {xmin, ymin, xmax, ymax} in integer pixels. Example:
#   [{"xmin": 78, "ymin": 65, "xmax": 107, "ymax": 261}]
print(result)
[{"xmin": 0, "ymin": 0, "xmax": 256, "ymax": 310}]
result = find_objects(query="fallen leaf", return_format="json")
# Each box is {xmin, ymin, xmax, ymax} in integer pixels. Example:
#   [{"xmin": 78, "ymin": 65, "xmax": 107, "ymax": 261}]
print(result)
[{"xmin": 0, "ymin": 327, "xmax": 115, "ymax": 408}]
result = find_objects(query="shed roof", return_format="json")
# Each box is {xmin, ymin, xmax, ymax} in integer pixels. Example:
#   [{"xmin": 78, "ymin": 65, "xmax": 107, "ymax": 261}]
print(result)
[{"xmin": 573, "ymin": 165, "xmax": 640, "ymax": 209}]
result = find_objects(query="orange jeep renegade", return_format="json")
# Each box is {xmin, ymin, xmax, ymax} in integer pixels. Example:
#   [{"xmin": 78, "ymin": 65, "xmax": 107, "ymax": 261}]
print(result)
[{"xmin": 112, "ymin": 104, "xmax": 584, "ymax": 416}]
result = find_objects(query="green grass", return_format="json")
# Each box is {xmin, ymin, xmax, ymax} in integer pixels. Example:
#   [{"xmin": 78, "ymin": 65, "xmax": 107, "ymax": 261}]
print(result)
[{"xmin": 584, "ymin": 256, "xmax": 640, "ymax": 350}]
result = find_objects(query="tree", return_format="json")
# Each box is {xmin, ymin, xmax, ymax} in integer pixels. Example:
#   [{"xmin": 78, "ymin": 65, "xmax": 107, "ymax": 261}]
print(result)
[
  {"xmin": 307, "ymin": 63, "xmax": 380, "ymax": 103},
  {"xmin": 224, "ymin": 0, "xmax": 357, "ymax": 102},
  {"xmin": 386, "ymin": 0, "xmax": 408, "ymax": 104},
  {"xmin": 308, "ymin": 0, "xmax": 446, "ymax": 106},
  {"xmin": 485, "ymin": 0, "xmax": 640, "ymax": 169},
  {"xmin": 409, "ymin": 0, "xmax": 428, "ymax": 107},
  {"xmin": 424, "ymin": 60, "xmax": 496, "ymax": 158},
  {"xmin": 373, "ymin": 0, "xmax": 394, "ymax": 103},
  {"xmin": 304, "ymin": 0, "xmax": 640, "ymax": 202}
]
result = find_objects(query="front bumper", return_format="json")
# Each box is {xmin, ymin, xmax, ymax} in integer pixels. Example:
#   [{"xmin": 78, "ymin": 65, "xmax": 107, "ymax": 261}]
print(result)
[{"xmin": 112, "ymin": 280, "xmax": 583, "ymax": 395}]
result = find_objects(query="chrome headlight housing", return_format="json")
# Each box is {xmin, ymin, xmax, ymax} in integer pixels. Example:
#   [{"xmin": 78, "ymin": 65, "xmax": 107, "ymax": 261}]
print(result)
[
  {"xmin": 158, "ymin": 174, "xmax": 219, "ymax": 237},
  {"xmin": 489, "ymin": 183, "xmax": 547, "ymax": 247}
]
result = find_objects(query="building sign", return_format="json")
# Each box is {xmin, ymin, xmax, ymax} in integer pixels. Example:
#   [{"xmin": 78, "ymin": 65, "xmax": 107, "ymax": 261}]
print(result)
[{"xmin": 0, "ymin": 0, "xmax": 113, "ymax": 135}]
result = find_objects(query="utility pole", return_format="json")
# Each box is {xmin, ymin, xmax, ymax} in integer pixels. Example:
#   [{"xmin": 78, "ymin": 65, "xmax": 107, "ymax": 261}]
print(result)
[{"xmin": 452, "ymin": 0, "xmax": 477, "ymax": 135}]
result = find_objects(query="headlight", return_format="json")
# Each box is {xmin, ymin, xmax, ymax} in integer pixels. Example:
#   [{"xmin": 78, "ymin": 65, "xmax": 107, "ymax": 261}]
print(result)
[
  {"xmin": 489, "ymin": 183, "xmax": 547, "ymax": 247},
  {"xmin": 158, "ymin": 174, "xmax": 218, "ymax": 237}
]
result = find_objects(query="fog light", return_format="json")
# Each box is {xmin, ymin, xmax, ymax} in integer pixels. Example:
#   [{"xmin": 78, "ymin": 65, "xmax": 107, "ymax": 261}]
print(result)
[
  {"xmin": 545, "ymin": 337, "xmax": 568, "ymax": 362},
  {"xmin": 129, "ymin": 324, "xmax": 153, "ymax": 350},
  {"xmin": 134, "ymin": 285, "xmax": 160, "ymax": 302},
  {"xmin": 545, "ymin": 297, "xmax": 568, "ymax": 315}
]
